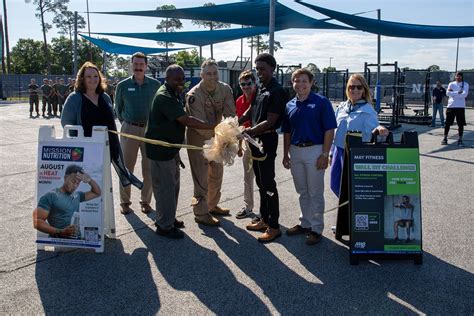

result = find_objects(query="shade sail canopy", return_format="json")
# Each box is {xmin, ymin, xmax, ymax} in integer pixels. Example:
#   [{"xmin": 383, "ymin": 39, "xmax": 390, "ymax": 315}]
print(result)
[
  {"xmin": 91, "ymin": 26, "xmax": 274, "ymax": 47},
  {"xmin": 297, "ymin": 1, "xmax": 474, "ymax": 39},
  {"xmin": 79, "ymin": 34, "xmax": 188, "ymax": 55},
  {"xmin": 93, "ymin": 1, "xmax": 352, "ymax": 30}
]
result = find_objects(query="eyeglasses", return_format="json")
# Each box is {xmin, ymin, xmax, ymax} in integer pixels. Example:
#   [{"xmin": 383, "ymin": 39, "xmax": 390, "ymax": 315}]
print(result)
[
  {"xmin": 348, "ymin": 85, "xmax": 363, "ymax": 91},
  {"xmin": 239, "ymin": 82, "xmax": 253, "ymax": 87}
]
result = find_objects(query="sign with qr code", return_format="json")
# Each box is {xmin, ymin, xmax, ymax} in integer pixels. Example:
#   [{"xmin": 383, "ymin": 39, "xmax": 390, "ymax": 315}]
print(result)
[
  {"xmin": 346, "ymin": 132, "xmax": 422, "ymax": 263},
  {"xmin": 35, "ymin": 126, "xmax": 107, "ymax": 252}
]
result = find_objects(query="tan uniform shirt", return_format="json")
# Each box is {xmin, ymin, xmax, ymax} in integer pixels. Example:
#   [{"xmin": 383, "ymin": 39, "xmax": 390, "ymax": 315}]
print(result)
[{"xmin": 185, "ymin": 81, "xmax": 236, "ymax": 143}]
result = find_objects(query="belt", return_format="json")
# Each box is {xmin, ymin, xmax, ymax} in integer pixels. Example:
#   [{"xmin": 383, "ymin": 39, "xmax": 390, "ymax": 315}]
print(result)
[
  {"xmin": 294, "ymin": 141, "xmax": 315, "ymax": 147},
  {"xmin": 260, "ymin": 129, "xmax": 276, "ymax": 135},
  {"xmin": 125, "ymin": 121, "xmax": 146, "ymax": 127}
]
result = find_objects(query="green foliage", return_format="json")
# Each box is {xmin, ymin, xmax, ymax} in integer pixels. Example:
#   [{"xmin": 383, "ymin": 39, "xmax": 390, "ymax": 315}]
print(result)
[
  {"xmin": 191, "ymin": 3, "xmax": 231, "ymax": 30},
  {"xmin": 11, "ymin": 38, "xmax": 47, "ymax": 74},
  {"xmin": 156, "ymin": 5, "xmax": 183, "ymax": 48},
  {"xmin": 306, "ymin": 63, "xmax": 321, "ymax": 74},
  {"xmin": 53, "ymin": 11, "xmax": 86, "ymax": 42},
  {"xmin": 172, "ymin": 49, "xmax": 202, "ymax": 68},
  {"xmin": 247, "ymin": 35, "xmax": 283, "ymax": 54},
  {"xmin": 10, "ymin": 37, "xmax": 116, "ymax": 75},
  {"xmin": 427, "ymin": 65, "xmax": 442, "ymax": 72},
  {"xmin": 323, "ymin": 66, "xmax": 336, "ymax": 72}
]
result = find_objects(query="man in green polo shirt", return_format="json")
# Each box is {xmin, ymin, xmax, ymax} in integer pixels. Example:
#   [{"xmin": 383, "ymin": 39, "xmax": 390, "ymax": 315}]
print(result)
[
  {"xmin": 145, "ymin": 65, "xmax": 215, "ymax": 239},
  {"xmin": 115, "ymin": 52, "xmax": 161, "ymax": 215}
]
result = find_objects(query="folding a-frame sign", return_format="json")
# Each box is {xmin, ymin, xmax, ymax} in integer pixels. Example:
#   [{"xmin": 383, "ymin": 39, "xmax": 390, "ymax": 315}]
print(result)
[
  {"xmin": 335, "ymin": 132, "xmax": 423, "ymax": 265},
  {"xmin": 35, "ymin": 125, "xmax": 116, "ymax": 253}
]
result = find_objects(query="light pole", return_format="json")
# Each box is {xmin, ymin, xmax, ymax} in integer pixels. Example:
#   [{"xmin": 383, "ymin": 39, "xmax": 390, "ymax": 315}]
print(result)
[{"xmin": 329, "ymin": 57, "xmax": 334, "ymax": 68}]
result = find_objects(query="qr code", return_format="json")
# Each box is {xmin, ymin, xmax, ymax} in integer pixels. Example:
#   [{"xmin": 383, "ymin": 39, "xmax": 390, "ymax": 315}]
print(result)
[
  {"xmin": 355, "ymin": 214, "xmax": 369, "ymax": 230},
  {"xmin": 84, "ymin": 227, "xmax": 99, "ymax": 244}
]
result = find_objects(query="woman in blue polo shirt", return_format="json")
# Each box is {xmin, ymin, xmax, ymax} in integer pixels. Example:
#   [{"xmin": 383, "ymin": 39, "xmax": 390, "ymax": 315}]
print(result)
[
  {"xmin": 330, "ymin": 74, "xmax": 388, "ymax": 197},
  {"xmin": 281, "ymin": 68, "xmax": 337, "ymax": 245}
]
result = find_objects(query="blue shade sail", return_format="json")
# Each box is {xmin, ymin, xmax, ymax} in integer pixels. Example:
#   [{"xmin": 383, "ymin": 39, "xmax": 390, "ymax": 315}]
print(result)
[
  {"xmin": 79, "ymin": 34, "xmax": 189, "ymax": 55},
  {"xmin": 92, "ymin": 1, "xmax": 352, "ymax": 31},
  {"xmin": 296, "ymin": 1, "xmax": 474, "ymax": 39}
]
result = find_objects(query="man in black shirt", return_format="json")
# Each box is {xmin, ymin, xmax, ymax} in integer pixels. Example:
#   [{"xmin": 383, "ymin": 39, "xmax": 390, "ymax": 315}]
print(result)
[
  {"xmin": 238, "ymin": 53, "xmax": 287, "ymax": 243},
  {"xmin": 431, "ymin": 80, "xmax": 447, "ymax": 127}
]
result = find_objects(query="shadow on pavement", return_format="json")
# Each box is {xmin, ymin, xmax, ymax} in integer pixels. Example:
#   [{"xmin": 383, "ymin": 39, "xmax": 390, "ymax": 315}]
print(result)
[
  {"xmin": 35, "ymin": 238, "xmax": 160, "ymax": 314},
  {"xmin": 125, "ymin": 213, "xmax": 270, "ymax": 314},
  {"xmin": 34, "ymin": 214, "xmax": 473, "ymax": 314}
]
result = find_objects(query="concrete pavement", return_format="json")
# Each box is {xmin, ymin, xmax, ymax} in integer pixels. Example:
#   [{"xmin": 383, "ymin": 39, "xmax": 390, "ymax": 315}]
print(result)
[{"xmin": 0, "ymin": 102, "xmax": 473, "ymax": 314}]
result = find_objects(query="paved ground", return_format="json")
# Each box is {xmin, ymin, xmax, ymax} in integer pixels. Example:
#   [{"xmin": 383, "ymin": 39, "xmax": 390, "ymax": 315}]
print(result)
[{"xmin": 0, "ymin": 102, "xmax": 473, "ymax": 314}]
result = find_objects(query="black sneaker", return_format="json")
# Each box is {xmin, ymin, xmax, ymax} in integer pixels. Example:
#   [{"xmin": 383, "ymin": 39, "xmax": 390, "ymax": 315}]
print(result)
[
  {"xmin": 441, "ymin": 138, "xmax": 448, "ymax": 145},
  {"xmin": 155, "ymin": 226, "xmax": 184, "ymax": 239},
  {"xmin": 236, "ymin": 207, "xmax": 253, "ymax": 219},
  {"xmin": 457, "ymin": 140, "xmax": 464, "ymax": 147}
]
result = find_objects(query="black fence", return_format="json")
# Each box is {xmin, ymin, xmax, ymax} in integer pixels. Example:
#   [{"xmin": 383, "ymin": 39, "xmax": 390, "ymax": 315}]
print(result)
[{"xmin": 2, "ymin": 71, "xmax": 473, "ymax": 108}]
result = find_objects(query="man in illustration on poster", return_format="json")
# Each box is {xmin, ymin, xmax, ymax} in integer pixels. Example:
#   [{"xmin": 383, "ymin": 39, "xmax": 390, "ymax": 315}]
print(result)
[
  {"xmin": 393, "ymin": 195, "xmax": 415, "ymax": 243},
  {"xmin": 33, "ymin": 165, "xmax": 101, "ymax": 238}
]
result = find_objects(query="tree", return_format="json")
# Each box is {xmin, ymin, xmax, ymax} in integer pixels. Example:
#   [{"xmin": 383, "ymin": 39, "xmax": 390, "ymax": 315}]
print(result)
[
  {"xmin": 155, "ymin": 4, "xmax": 183, "ymax": 60},
  {"xmin": 50, "ymin": 36, "xmax": 73, "ymax": 74},
  {"xmin": 247, "ymin": 35, "xmax": 282, "ymax": 55},
  {"xmin": 306, "ymin": 63, "xmax": 321, "ymax": 74},
  {"xmin": 322, "ymin": 66, "xmax": 336, "ymax": 72},
  {"xmin": 25, "ymin": 0, "xmax": 69, "ymax": 73},
  {"xmin": 10, "ymin": 38, "xmax": 47, "ymax": 74},
  {"xmin": 192, "ymin": 3, "xmax": 231, "ymax": 58},
  {"xmin": 53, "ymin": 10, "xmax": 86, "ymax": 42},
  {"xmin": 427, "ymin": 65, "xmax": 441, "ymax": 72},
  {"xmin": 171, "ymin": 49, "xmax": 203, "ymax": 68}
]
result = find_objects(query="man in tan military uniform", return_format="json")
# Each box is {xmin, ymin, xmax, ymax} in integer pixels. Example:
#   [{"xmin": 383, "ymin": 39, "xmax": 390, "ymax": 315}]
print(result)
[{"xmin": 186, "ymin": 59, "xmax": 236, "ymax": 226}]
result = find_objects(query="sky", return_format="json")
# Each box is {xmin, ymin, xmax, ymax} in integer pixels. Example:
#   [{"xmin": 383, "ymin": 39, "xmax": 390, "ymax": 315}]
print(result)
[{"xmin": 5, "ymin": 0, "xmax": 474, "ymax": 72}]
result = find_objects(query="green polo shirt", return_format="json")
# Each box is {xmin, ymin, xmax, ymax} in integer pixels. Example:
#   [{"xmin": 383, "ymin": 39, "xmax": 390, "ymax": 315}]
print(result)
[
  {"xmin": 145, "ymin": 84, "xmax": 186, "ymax": 161},
  {"xmin": 115, "ymin": 75, "xmax": 161, "ymax": 124}
]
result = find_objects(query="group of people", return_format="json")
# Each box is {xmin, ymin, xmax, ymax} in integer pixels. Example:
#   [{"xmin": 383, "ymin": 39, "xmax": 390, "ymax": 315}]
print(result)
[
  {"xmin": 28, "ymin": 77, "xmax": 75, "ymax": 118},
  {"xmin": 36, "ymin": 51, "xmax": 469, "ymax": 244}
]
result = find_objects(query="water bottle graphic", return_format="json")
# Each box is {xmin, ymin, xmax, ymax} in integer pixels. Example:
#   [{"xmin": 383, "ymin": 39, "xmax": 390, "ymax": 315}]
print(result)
[{"xmin": 71, "ymin": 212, "xmax": 81, "ymax": 239}]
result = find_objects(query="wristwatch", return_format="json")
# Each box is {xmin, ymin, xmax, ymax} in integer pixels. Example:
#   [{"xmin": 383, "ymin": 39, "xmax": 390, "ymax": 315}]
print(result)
[{"xmin": 321, "ymin": 152, "xmax": 330, "ymax": 158}]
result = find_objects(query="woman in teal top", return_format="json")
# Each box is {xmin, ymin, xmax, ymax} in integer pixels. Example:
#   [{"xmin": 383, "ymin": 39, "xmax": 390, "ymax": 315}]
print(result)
[{"xmin": 330, "ymin": 74, "xmax": 388, "ymax": 197}]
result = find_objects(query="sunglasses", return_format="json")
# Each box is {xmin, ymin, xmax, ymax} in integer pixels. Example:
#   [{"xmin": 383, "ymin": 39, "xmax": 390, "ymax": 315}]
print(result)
[
  {"xmin": 348, "ymin": 85, "xmax": 363, "ymax": 91},
  {"xmin": 239, "ymin": 82, "xmax": 253, "ymax": 87}
]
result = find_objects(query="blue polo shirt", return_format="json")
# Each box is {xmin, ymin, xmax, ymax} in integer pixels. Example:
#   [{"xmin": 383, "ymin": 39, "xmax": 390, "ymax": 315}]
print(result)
[{"xmin": 281, "ymin": 92, "xmax": 337, "ymax": 145}]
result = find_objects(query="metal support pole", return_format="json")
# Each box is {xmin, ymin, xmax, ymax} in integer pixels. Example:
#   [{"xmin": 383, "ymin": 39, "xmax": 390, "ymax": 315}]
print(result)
[
  {"xmin": 268, "ymin": 0, "xmax": 275, "ymax": 55},
  {"xmin": 375, "ymin": 8, "xmax": 382, "ymax": 112},
  {"xmin": 73, "ymin": 11, "xmax": 78, "ymax": 76},
  {"xmin": 240, "ymin": 25, "xmax": 243, "ymax": 69},
  {"xmin": 86, "ymin": 0, "xmax": 92, "ymax": 60},
  {"xmin": 455, "ymin": 38, "xmax": 459, "ymax": 72}
]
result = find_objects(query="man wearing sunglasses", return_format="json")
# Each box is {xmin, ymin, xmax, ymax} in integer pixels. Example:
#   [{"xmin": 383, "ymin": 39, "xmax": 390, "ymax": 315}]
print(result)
[{"xmin": 235, "ymin": 70, "xmax": 257, "ymax": 219}]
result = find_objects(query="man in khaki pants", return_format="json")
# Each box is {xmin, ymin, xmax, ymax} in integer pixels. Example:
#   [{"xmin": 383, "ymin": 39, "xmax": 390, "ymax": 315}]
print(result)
[
  {"xmin": 115, "ymin": 52, "xmax": 161, "ymax": 215},
  {"xmin": 186, "ymin": 59, "xmax": 236, "ymax": 226}
]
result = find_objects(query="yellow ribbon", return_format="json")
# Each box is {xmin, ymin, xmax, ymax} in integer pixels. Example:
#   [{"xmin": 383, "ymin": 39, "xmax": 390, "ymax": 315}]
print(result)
[{"xmin": 109, "ymin": 130, "xmax": 203, "ymax": 150}]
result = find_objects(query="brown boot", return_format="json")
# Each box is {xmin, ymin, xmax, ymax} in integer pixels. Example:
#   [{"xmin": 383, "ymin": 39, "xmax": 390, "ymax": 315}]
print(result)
[
  {"xmin": 286, "ymin": 224, "xmax": 310, "ymax": 236},
  {"xmin": 140, "ymin": 202, "xmax": 154, "ymax": 214},
  {"xmin": 246, "ymin": 219, "xmax": 269, "ymax": 231},
  {"xmin": 258, "ymin": 228, "xmax": 282, "ymax": 243},
  {"xmin": 209, "ymin": 205, "xmax": 230, "ymax": 216},
  {"xmin": 120, "ymin": 204, "xmax": 134, "ymax": 215},
  {"xmin": 194, "ymin": 214, "xmax": 220, "ymax": 226}
]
